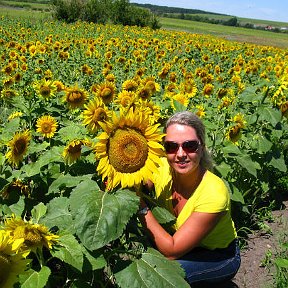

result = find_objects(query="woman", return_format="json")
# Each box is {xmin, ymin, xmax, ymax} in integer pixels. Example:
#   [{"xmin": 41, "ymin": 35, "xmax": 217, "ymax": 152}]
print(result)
[{"xmin": 138, "ymin": 111, "xmax": 241, "ymax": 285}]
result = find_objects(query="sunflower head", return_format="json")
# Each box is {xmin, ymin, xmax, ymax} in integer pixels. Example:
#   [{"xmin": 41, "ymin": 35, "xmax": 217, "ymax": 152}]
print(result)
[
  {"xmin": 82, "ymin": 98, "xmax": 112, "ymax": 133},
  {"xmin": 64, "ymin": 85, "xmax": 88, "ymax": 109},
  {"xmin": 0, "ymin": 230, "xmax": 30, "ymax": 288},
  {"xmin": 3, "ymin": 215, "xmax": 59, "ymax": 251},
  {"xmin": 5, "ymin": 130, "xmax": 31, "ymax": 167},
  {"xmin": 226, "ymin": 124, "xmax": 242, "ymax": 144},
  {"xmin": 63, "ymin": 139, "xmax": 90, "ymax": 164},
  {"xmin": 36, "ymin": 115, "xmax": 58, "ymax": 138},
  {"xmin": 93, "ymin": 82, "xmax": 116, "ymax": 105},
  {"xmin": 95, "ymin": 108, "xmax": 165, "ymax": 190},
  {"xmin": 33, "ymin": 79, "xmax": 57, "ymax": 100}
]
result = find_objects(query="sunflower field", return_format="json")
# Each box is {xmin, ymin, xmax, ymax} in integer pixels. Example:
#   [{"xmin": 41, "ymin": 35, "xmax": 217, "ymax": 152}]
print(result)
[{"xmin": 0, "ymin": 15, "xmax": 287, "ymax": 287}]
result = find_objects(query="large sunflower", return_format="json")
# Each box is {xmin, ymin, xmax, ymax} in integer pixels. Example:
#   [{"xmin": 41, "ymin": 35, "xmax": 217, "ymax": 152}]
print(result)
[
  {"xmin": 3, "ymin": 215, "xmax": 59, "ymax": 252},
  {"xmin": 0, "ymin": 230, "xmax": 30, "ymax": 288},
  {"xmin": 82, "ymin": 98, "xmax": 112, "ymax": 133},
  {"xmin": 95, "ymin": 108, "xmax": 165, "ymax": 190},
  {"xmin": 36, "ymin": 115, "xmax": 58, "ymax": 138},
  {"xmin": 5, "ymin": 130, "xmax": 31, "ymax": 167}
]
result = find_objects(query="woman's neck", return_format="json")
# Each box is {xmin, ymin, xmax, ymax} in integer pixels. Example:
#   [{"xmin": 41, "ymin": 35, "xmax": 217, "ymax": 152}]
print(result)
[{"xmin": 172, "ymin": 166, "xmax": 206, "ymax": 198}]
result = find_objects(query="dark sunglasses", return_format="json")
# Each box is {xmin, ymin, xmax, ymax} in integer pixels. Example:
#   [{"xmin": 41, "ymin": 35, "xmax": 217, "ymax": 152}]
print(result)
[{"xmin": 164, "ymin": 140, "xmax": 200, "ymax": 154}]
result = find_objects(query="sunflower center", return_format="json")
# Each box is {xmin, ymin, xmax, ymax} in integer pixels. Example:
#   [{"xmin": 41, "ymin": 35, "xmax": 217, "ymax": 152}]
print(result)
[
  {"xmin": 41, "ymin": 123, "xmax": 52, "ymax": 133},
  {"xmin": 68, "ymin": 143, "xmax": 81, "ymax": 154},
  {"xmin": 108, "ymin": 128, "xmax": 148, "ymax": 173},
  {"xmin": 92, "ymin": 108, "xmax": 106, "ymax": 122},
  {"xmin": 68, "ymin": 91, "xmax": 83, "ymax": 103},
  {"xmin": 40, "ymin": 86, "xmax": 51, "ymax": 97},
  {"xmin": 100, "ymin": 88, "xmax": 112, "ymax": 98},
  {"xmin": 0, "ymin": 254, "xmax": 11, "ymax": 284},
  {"xmin": 14, "ymin": 138, "xmax": 27, "ymax": 155}
]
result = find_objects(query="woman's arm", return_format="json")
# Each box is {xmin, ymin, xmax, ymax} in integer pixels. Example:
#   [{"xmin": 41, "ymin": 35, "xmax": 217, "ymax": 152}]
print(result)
[{"xmin": 139, "ymin": 204, "xmax": 224, "ymax": 260}]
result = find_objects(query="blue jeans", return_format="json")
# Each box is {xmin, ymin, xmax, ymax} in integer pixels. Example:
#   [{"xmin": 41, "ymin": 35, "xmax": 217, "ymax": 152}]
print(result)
[{"xmin": 177, "ymin": 239, "xmax": 241, "ymax": 285}]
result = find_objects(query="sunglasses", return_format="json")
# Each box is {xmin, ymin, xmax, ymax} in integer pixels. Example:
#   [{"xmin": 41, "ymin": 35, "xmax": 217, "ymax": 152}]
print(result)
[{"xmin": 164, "ymin": 140, "xmax": 200, "ymax": 154}]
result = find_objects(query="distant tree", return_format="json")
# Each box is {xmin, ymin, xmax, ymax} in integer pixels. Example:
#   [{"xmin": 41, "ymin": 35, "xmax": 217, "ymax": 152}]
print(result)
[{"xmin": 223, "ymin": 17, "xmax": 238, "ymax": 26}]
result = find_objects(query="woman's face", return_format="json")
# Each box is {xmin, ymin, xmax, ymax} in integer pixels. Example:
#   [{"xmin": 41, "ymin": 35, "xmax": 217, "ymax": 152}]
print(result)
[{"xmin": 164, "ymin": 124, "xmax": 203, "ymax": 176}]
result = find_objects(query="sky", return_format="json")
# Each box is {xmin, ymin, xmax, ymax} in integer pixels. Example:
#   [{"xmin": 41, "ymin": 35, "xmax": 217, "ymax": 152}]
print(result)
[{"xmin": 132, "ymin": 1, "xmax": 288, "ymax": 23}]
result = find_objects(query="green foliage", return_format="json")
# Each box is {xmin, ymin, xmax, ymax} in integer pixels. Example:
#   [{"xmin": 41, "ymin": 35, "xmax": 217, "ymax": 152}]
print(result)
[{"xmin": 51, "ymin": 0, "xmax": 161, "ymax": 28}]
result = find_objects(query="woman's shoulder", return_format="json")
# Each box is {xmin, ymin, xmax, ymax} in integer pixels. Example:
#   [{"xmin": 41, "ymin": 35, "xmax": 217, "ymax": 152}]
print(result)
[{"xmin": 201, "ymin": 170, "xmax": 229, "ymax": 194}]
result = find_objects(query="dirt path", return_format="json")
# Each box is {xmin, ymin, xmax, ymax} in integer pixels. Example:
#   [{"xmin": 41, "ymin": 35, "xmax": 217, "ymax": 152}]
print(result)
[{"xmin": 232, "ymin": 201, "xmax": 288, "ymax": 288}]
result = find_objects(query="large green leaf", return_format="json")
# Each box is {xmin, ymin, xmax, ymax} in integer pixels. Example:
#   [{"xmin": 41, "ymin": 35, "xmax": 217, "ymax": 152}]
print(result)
[
  {"xmin": 114, "ymin": 248, "xmax": 189, "ymax": 288},
  {"xmin": 21, "ymin": 146, "xmax": 63, "ymax": 177},
  {"xmin": 21, "ymin": 266, "xmax": 51, "ymax": 288},
  {"xmin": 215, "ymin": 161, "xmax": 231, "ymax": 178},
  {"xmin": 69, "ymin": 182, "xmax": 139, "ymax": 250},
  {"xmin": 48, "ymin": 174, "xmax": 94, "ymax": 194},
  {"xmin": 235, "ymin": 155, "xmax": 261, "ymax": 177},
  {"xmin": 269, "ymin": 155, "xmax": 287, "ymax": 172},
  {"xmin": 40, "ymin": 197, "xmax": 74, "ymax": 232},
  {"xmin": 82, "ymin": 246, "xmax": 106, "ymax": 271},
  {"xmin": 222, "ymin": 144, "xmax": 241, "ymax": 156},
  {"xmin": 258, "ymin": 106, "xmax": 282, "ymax": 126},
  {"xmin": 253, "ymin": 135, "xmax": 273, "ymax": 154},
  {"xmin": 51, "ymin": 233, "xmax": 84, "ymax": 272}
]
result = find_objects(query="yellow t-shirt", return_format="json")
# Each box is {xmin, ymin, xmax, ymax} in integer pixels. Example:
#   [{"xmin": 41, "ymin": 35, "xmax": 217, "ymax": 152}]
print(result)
[{"xmin": 153, "ymin": 158, "xmax": 237, "ymax": 250}]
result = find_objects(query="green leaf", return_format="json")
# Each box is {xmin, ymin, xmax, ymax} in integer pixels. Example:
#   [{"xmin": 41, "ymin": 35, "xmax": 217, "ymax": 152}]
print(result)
[
  {"xmin": 254, "ymin": 136, "xmax": 273, "ymax": 154},
  {"xmin": 40, "ymin": 197, "xmax": 74, "ymax": 232},
  {"xmin": 215, "ymin": 161, "xmax": 231, "ymax": 178},
  {"xmin": 29, "ymin": 141, "xmax": 50, "ymax": 154},
  {"xmin": 57, "ymin": 124, "xmax": 87, "ymax": 142},
  {"xmin": 235, "ymin": 155, "xmax": 261, "ymax": 177},
  {"xmin": 82, "ymin": 246, "xmax": 106, "ymax": 271},
  {"xmin": 152, "ymin": 206, "xmax": 176, "ymax": 225},
  {"xmin": 31, "ymin": 202, "xmax": 47, "ymax": 223},
  {"xmin": 51, "ymin": 233, "xmax": 84, "ymax": 272},
  {"xmin": 21, "ymin": 266, "xmax": 51, "ymax": 288},
  {"xmin": 69, "ymin": 182, "xmax": 139, "ymax": 250},
  {"xmin": 274, "ymin": 258, "xmax": 288, "ymax": 268},
  {"xmin": 21, "ymin": 146, "xmax": 63, "ymax": 177},
  {"xmin": 114, "ymin": 248, "xmax": 189, "ymax": 288},
  {"xmin": 48, "ymin": 174, "xmax": 93, "ymax": 194},
  {"xmin": 258, "ymin": 106, "xmax": 282, "ymax": 126},
  {"xmin": 269, "ymin": 155, "xmax": 287, "ymax": 172},
  {"xmin": 222, "ymin": 144, "xmax": 241, "ymax": 156},
  {"xmin": 9, "ymin": 196, "xmax": 25, "ymax": 216},
  {"xmin": 229, "ymin": 184, "xmax": 245, "ymax": 204}
]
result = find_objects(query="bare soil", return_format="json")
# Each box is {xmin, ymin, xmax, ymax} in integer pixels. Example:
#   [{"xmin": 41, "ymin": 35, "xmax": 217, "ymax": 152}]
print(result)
[{"xmin": 232, "ymin": 200, "xmax": 288, "ymax": 288}]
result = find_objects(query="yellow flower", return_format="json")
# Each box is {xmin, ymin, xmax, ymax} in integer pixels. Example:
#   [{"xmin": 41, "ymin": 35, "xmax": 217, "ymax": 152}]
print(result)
[
  {"xmin": 171, "ymin": 93, "xmax": 189, "ymax": 108},
  {"xmin": 232, "ymin": 113, "xmax": 246, "ymax": 128},
  {"xmin": 5, "ymin": 130, "xmax": 31, "ymax": 167},
  {"xmin": 64, "ymin": 84, "xmax": 88, "ymax": 109},
  {"xmin": 82, "ymin": 98, "xmax": 112, "ymax": 133},
  {"xmin": 3, "ymin": 215, "xmax": 59, "ymax": 251},
  {"xmin": 33, "ymin": 79, "xmax": 57, "ymax": 100},
  {"xmin": 225, "ymin": 124, "xmax": 242, "ymax": 144},
  {"xmin": 63, "ymin": 139, "xmax": 90, "ymax": 164},
  {"xmin": 115, "ymin": 90, "xmax": 136, "ymax": 108},
  {"xmin": 36, "ymin": 115, "xmax": 58, "ymax": 138},
  {"xmin": 195, "ymin": 105, "xmax": 206, "ymax": 118},
  {"xmin": 95, "ymin": 108, "xmax": 165, "ymax": 190},
  {"xmin": 122, "ymin": 79, "xmax": 138, "ymax": 92},
  {"xmin": 8, "ymin": 111, "xmax": 22, "ymax": 121},
  {"xmin": 0, "ymin": 230, "xmax": 30, "ymax": 288},
  {"xmin": 93, "ymin": 82, "xmax": 116, "ymax": 105}
]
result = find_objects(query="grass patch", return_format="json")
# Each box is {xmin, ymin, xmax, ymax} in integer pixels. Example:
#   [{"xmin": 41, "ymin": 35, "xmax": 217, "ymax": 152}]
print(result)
[{"xmin": 159, "ymin": 17, "xmax": 288, "ymax": 48}]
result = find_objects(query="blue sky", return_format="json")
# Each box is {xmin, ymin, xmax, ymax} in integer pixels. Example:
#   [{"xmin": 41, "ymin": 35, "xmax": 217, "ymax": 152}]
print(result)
[{"xmin": 132, "ymin": 1, "xmax": 288, "ymax": 23}]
